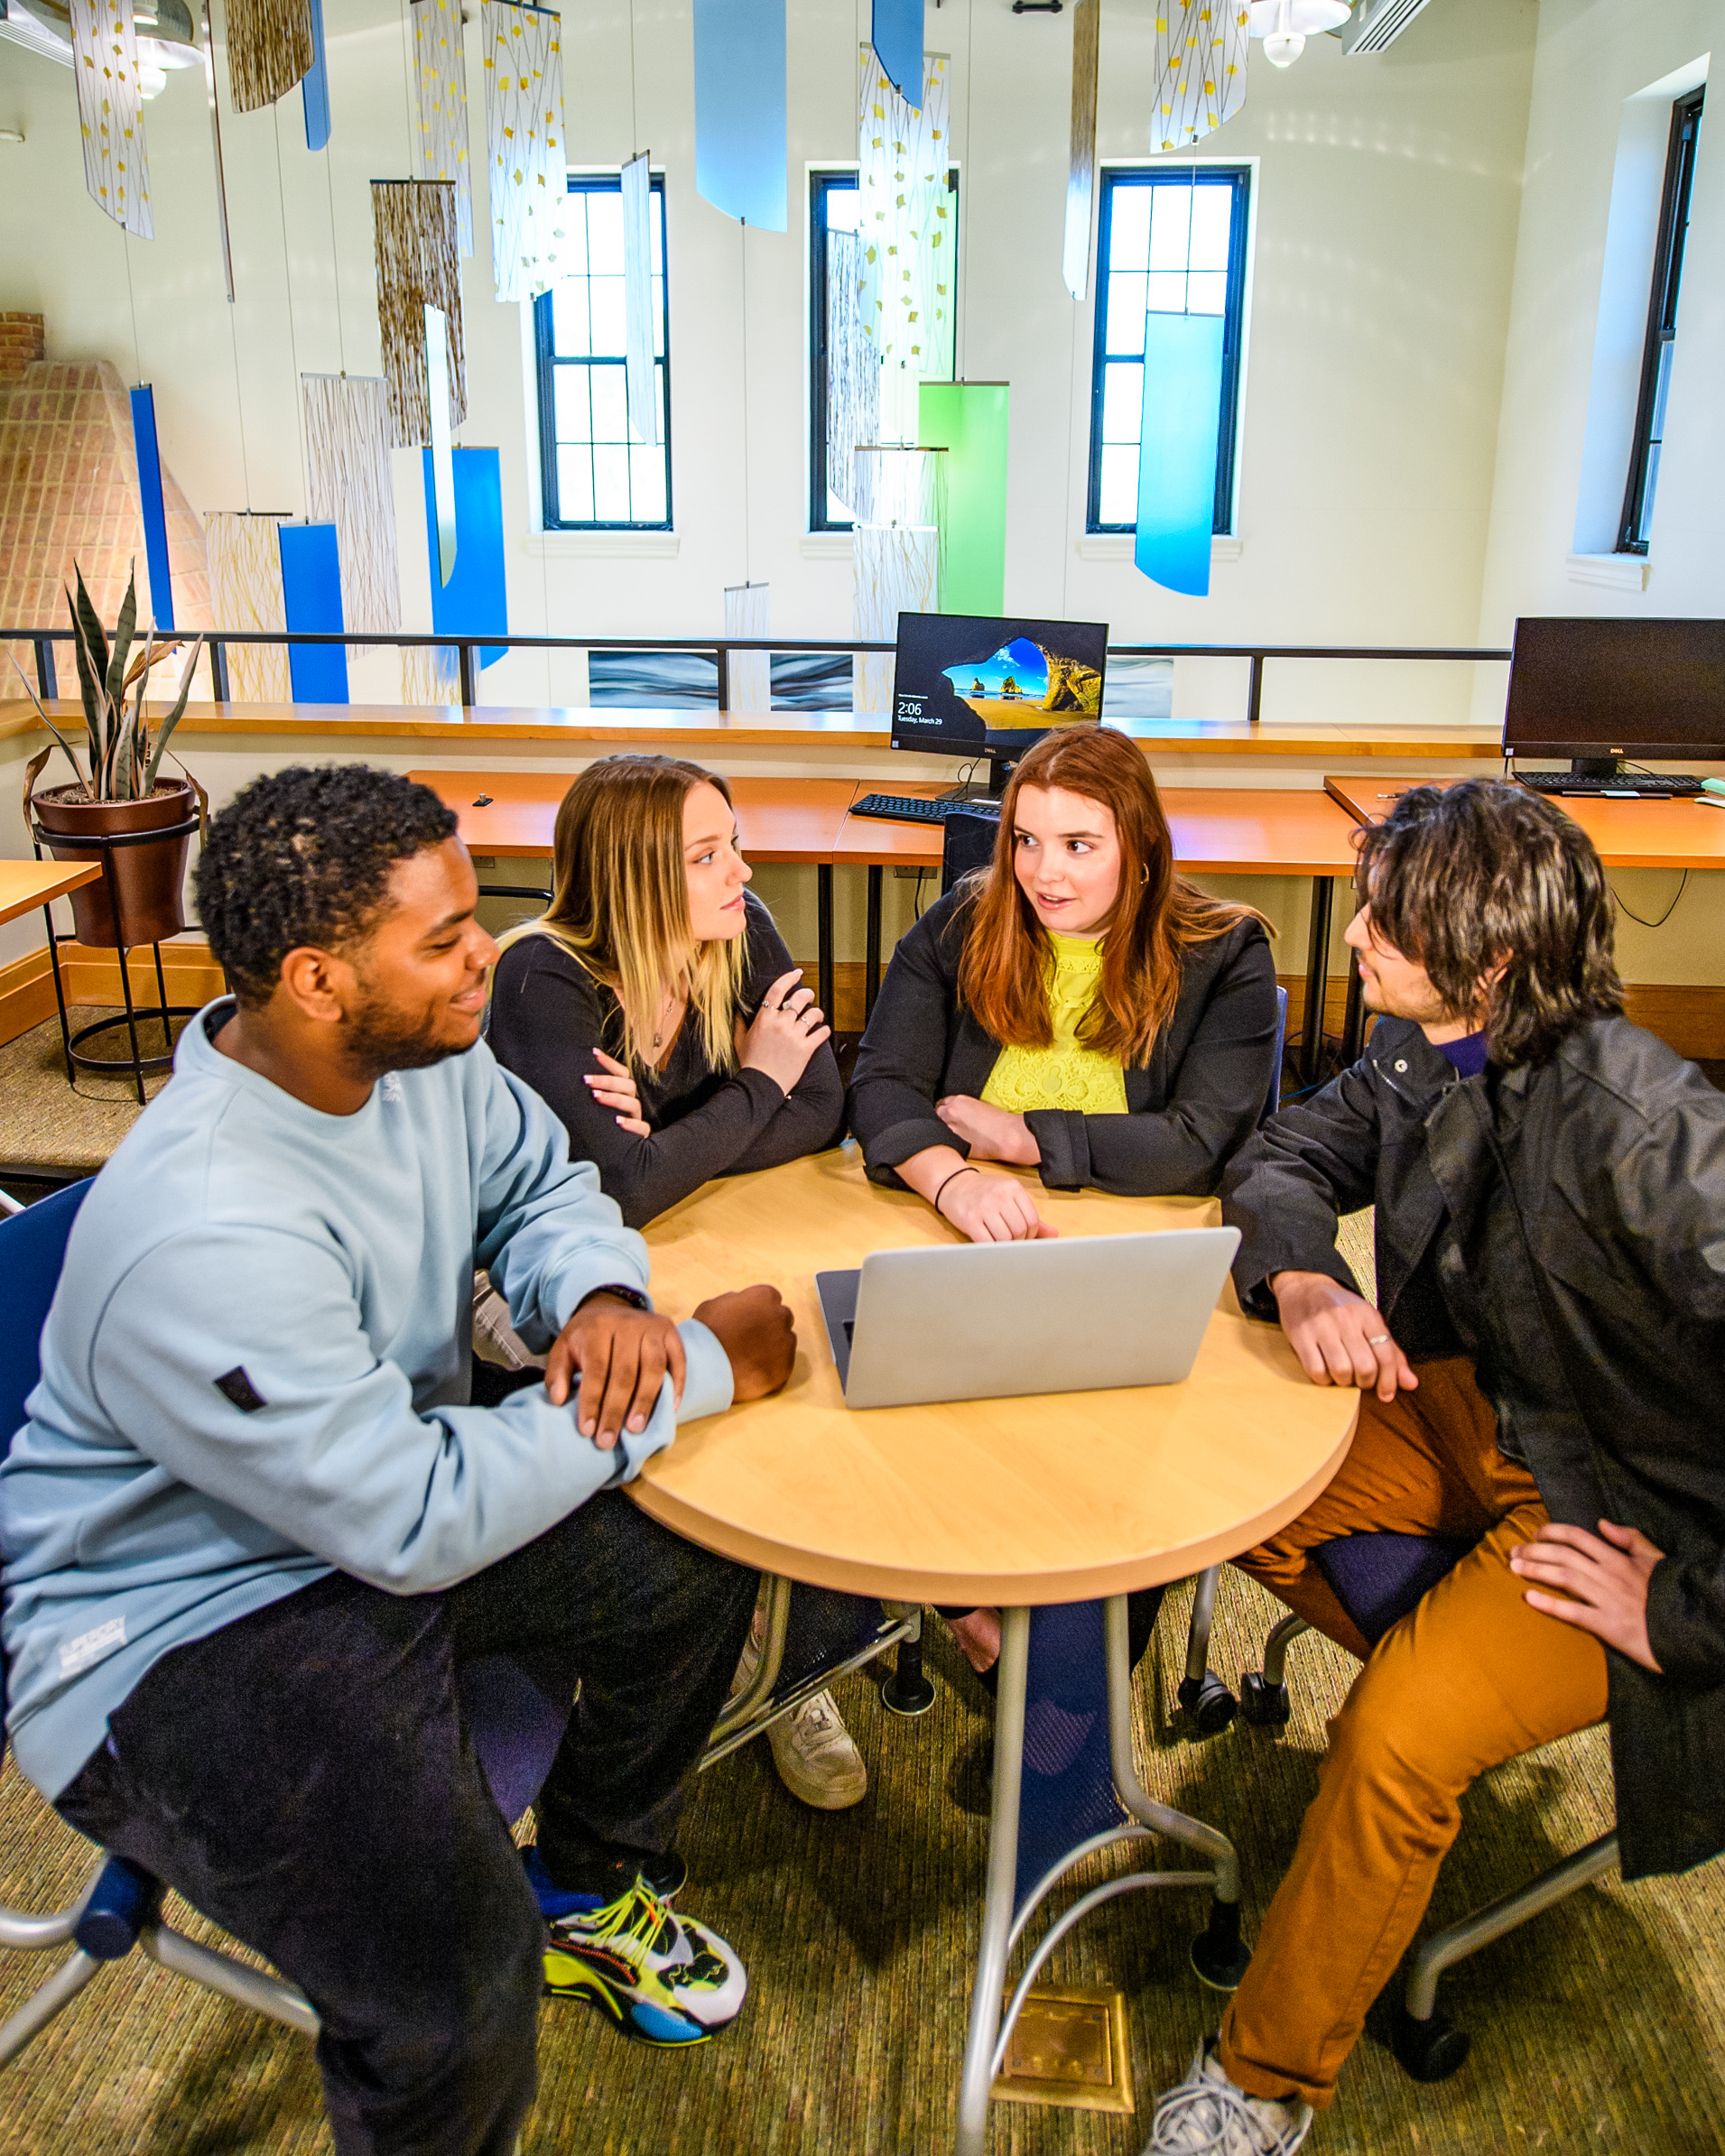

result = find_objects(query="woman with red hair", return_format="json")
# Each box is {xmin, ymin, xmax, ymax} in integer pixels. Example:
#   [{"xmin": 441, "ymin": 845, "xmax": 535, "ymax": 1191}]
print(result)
[{"xmin": 849, "ymin": 721, "xmax": 1279, "ymax": 1240}]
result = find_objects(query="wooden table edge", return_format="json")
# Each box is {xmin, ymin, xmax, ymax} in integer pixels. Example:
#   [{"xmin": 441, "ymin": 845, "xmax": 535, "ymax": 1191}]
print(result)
[{"xmin": 627, "ymin": 1401, "xmax": 1358, "ymax": 1606}]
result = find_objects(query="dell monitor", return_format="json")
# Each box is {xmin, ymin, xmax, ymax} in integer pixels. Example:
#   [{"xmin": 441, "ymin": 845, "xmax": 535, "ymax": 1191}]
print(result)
[
  {"xmin": 1503, "ymin": 616, "xmax": 1725, "ymax": 787},
  {"xmin": 889, "ymin": 611, "xmax": 1110, "ymax": 796}
]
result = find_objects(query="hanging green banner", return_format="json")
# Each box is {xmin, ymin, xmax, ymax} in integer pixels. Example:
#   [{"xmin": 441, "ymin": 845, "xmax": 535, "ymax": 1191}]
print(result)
[{"xmin": 919, "ymin": 381, "xmax": 1008, "ymax": 617}]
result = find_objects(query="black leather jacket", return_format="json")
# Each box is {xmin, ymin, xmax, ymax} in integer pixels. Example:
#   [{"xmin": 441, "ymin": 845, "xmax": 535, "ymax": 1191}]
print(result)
[{"xmin": 1221, "ymin": 1014, "xmax": 1725, "ymax": 1882}]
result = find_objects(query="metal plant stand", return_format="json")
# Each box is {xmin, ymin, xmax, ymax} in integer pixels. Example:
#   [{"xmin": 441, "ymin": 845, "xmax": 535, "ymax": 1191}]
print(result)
[{"xmin": 32, "ymin": 811, "xmax": 202, "ymax": 1107}]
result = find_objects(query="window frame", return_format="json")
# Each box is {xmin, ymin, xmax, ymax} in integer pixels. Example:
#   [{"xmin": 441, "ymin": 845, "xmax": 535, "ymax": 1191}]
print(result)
[
  {"xmin": 1617, "ymin": 86, "xmax": 1704, "ymax": 557},
  {"xmin": 533, "ymin": 171, "xmax": 673, "ymax": 532},
  {"xmin": 1086, "ymin": 164, "xmax": 1251, "ymax": 538},
  {"xmin": 808, "ymin": 164, "xmax": 959, "ymax": 535}
]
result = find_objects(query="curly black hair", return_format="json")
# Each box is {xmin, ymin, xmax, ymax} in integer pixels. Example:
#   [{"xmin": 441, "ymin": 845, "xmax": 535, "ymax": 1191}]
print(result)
[{"xmin": 195, "ymin": 764, "xmax": 459, "ymax": 1008}]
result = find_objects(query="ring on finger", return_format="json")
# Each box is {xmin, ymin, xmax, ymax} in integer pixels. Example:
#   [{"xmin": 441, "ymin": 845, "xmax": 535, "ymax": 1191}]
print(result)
[{"xmin": 1366, "ymin": 1333, "xmax": 1390, "ymax": 1346}]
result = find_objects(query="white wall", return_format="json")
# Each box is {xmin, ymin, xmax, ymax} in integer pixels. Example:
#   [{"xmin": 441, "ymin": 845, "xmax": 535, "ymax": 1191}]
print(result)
[
  {"xmin": 1479, "ymin": 0, "xmax": 1721, "ymax": 630},
  {"xmin": 0, "ymin": 0, "xmax": 1535, "ymax": 728}
]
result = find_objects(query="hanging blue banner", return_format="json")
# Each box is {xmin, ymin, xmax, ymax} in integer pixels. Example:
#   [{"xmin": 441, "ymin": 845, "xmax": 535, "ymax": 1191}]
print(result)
[
  {"xmin": 691, "ymin": 0, "xmax": 786, "ymax": 231},
  {"xmin": 422, "ymin": 446, "xmax": 508, "ymax": 668},
  {"xmin": 872, "ymin": 0, "xmax": 924, "ymax": 109},
  {"xmin": 1134, "ymin": 311, "xmax": 1224, "ymax": 598},
  {"xmin": 278, "ymin": 523, "xmax": 349, "ymax": 703},
  {"xmin": 302, "ymin": 0, "xmax": 332, "ymax": 152},
  {"xmin": 128, "ymin": 385, "xmax": 174, "ymax": 633}
]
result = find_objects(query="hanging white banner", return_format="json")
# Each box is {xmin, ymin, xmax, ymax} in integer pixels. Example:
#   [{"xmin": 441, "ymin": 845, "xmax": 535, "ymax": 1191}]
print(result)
[
  {"xmin": 70, "ymin": 0, "xmax": 153, "ymax": 237},
  {"xmin": 412, "ymin": 0, "xmax": 474, "ymax": 257},
  {"xmin": 1152, "ymin": 0, "xmax": 1249, "ymax": 153},
  {"xmin": 856, "ymin": 44, "xmax": 951, "ymax": 444},
  {"xmin": 483, "ymin": 0, "xmax": 570, "ymax": 302},
  {"xmin": 622, "ymin": 151, "xmax": 659, "ymax": 448}
]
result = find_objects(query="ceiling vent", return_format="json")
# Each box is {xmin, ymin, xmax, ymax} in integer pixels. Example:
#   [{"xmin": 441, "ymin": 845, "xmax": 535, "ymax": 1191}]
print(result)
[{"xmin": 1340, "ymin": 0, "xmax": 1436, "ymax": 51}]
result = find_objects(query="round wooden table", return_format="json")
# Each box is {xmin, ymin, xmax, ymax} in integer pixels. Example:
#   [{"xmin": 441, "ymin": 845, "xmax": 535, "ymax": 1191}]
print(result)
[{"xmin": 635, "ymin": 1147, "xmax": 1357, "ymax": 2153}]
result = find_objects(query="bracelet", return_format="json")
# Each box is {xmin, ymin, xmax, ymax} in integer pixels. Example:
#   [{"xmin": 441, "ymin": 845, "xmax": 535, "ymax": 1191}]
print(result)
[
  {"xmin": 932, "ymin": 1165, "xmax": 979, "ymax": 1217},
  {"xmin": 579, "ymin": 1282, "xmax": 652, "ymax": 1315}
]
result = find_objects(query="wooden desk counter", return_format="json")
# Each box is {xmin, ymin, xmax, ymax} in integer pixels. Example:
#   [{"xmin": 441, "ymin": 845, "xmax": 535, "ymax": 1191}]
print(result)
[
  {"xmin": 3, "ymin": 698, "xmax": 1508, "ymax": 763},
  {"xmin": 0, "ymin": 859, "xmax": 101, "ymax": 930},
  {"xmin": 410, "ymin": 768, "xmax": 857, "ymax": 863},
  {"xmin": 1324, "ymin": 773, "xmax": 1725, "ymax": 870},
  {"xmin": 634, "ymin": 1149, "xmax": 1358, "ymax": 1607}
]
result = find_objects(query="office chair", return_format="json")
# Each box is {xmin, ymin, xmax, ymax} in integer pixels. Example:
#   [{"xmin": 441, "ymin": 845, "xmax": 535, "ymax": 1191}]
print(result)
[{"xmin": 1205, "ymin": 1527, "xmax": 1620, "ymax": 2082}]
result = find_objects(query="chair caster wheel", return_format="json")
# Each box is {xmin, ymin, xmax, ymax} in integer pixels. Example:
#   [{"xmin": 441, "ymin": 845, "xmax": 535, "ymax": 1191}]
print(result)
[
  {"xmin": 880, "ymin": 1668, "xmax": 937, "ymax": 1716},
  {"xmin": 1177, "ymin": 1670, "xmax": 1238, "ymax": 1736},
  {"xmin": 1238, "ymin": 1671, "xmax": 1291, "ymax": 1729},
  {"xmin": 1190, "ymin": 1897, "xmax": 1251, "ymax": 1992},
  {"xmin": 1392, "ymin": 2001, "xmax": 1470, "ymax": 2082}
]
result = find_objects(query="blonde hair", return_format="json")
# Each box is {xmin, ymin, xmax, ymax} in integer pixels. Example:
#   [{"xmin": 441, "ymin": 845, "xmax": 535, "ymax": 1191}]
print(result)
[{"xmin": 498, "ymin": 755, "xmax": 747, "ymax": 1073}]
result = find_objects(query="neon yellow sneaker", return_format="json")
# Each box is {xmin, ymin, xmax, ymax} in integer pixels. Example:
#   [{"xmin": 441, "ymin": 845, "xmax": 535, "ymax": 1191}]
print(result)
[{"xmin": 542, "ymin": 1875, "xmax": 746, "ymax": 2042}]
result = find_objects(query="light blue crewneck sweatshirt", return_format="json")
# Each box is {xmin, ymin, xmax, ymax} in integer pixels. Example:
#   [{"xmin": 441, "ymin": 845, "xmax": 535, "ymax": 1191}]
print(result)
[{"xmin": 0, "ymin": 1002, "xmax": 734, "ymax": 1802}]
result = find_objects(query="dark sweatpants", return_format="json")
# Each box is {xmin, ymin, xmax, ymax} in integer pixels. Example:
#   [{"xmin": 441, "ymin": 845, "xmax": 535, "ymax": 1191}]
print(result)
[{"xmin": 55, "ymin": 1493, "xmax": 759, "ymax": 2156}]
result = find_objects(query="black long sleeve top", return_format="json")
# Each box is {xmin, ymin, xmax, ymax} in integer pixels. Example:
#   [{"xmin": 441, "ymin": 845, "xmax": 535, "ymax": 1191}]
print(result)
[
  {"xmin": 486, "ymin": 892, "xmax": 845, "ymax": 1227},
  {"xmin": 845, "ymin": 890, "xmax": 1280, "ymax": 1198}
]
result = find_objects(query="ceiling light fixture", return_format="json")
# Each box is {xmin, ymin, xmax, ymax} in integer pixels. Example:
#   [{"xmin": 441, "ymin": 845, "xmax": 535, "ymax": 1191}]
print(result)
[{"xmin": 1247, "ymin": 0, "xmax": 1351, "ymax": 69}]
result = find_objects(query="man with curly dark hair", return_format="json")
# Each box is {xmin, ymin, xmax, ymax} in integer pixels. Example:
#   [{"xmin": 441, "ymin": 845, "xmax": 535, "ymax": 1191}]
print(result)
[
  {"xmin": 1, "ymin": 764, "xmax": 797, "ymax": 2156},
  {"xmin": 1145, "ymin": 779, "xmax": 1725, "ymax": 2155}
]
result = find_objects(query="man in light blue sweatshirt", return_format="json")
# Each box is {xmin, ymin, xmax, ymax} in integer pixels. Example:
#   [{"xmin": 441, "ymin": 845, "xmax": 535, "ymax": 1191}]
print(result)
[{"xmin": 1, "ymin": 765, "xmax": 796, "ymax": 2156}]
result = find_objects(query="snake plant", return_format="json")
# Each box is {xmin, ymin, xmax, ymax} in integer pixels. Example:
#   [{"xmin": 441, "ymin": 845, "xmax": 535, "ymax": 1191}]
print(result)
[{"xmin": 10, "ymin": 562, "xmax": 204, "ymax": 803}]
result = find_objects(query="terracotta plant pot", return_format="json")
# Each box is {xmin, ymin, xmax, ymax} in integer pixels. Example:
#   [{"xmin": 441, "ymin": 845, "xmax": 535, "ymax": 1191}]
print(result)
[{"xmin": 32, "ymin": 782, "xmax": 198, "ymax": 950}]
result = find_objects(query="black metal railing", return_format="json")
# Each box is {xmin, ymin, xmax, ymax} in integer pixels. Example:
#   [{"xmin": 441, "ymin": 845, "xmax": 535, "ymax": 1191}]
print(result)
[{"xmin": 8, "ymin": 629, "xmax": 1513, "ymax": 726}]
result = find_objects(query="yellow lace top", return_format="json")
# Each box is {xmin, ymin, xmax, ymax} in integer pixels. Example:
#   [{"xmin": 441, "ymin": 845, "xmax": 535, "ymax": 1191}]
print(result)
[{"xmin": 978, "ymin": 932, "xmax": 1128, "ymax": 1116}]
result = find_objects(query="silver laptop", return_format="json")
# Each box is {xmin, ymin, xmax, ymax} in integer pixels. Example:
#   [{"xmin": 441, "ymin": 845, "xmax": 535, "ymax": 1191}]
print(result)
[{"xmin": 815, "ymin": 1227, "xmax": 1240, "ymax": 1411}]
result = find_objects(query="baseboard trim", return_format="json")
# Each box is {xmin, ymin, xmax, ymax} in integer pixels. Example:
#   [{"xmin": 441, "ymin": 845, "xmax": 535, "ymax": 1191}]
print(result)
[{"xmin": 0, "ymin": 941, "xmax": 225, "ymax": 1051}]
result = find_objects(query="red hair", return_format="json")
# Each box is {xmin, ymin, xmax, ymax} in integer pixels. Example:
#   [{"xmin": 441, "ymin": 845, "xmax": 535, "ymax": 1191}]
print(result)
[{"xmin": 956, "ymin": 723, "xmax": 1266, "ymax": 1062}]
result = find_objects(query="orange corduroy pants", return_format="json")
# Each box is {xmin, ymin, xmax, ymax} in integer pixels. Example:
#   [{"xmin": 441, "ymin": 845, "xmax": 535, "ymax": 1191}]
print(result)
[{"xmin": 1218, "ymin": 1357, "xmax": 1610, "ymax": 2111}]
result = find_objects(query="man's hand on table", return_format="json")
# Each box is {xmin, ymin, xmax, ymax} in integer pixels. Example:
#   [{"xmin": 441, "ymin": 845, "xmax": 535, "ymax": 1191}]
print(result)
[
  {"xmin": 693, "ymin": 1286, "xmax": 797, "ymax": 1401},
  {"xmin": 1269, "ymin": 1270, "xmax": 1418, "ymax": 1404},
  {"xmin": 548, "ymin": 1292, "xmax": 685, "ymax": 1448}
]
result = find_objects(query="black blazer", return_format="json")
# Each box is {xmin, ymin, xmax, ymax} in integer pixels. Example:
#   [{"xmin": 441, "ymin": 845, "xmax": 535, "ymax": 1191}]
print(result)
[
  {"xmin": 846, "ymin": 891, "xmax": 1279, "ymax": 1197},
  {"xmin": 487, "ymin": 892, "xmax": 845, "ymax": 1228}
]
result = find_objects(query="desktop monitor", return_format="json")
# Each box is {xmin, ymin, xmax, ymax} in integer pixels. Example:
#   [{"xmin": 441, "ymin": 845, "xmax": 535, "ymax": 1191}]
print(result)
[
  {"xmin": 1503, "ymin": 616, "xmax": 1725, "ymax": 775},
  {"xmin": 889, "ymin": 612, "xmax": 1109, "ymax": 791}
]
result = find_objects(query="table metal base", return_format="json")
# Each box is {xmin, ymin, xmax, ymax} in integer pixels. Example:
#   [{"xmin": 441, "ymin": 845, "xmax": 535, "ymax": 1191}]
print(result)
[{"xmin": 956, "ymin": 1597, "xmax": 1247, "ymax": 2156}]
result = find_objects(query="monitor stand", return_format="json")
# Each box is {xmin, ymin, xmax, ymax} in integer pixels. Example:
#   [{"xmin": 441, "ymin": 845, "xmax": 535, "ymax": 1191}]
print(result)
[
  {"xmin": 938, "ymin": 754, "xmax": 1019, "ymax": 805},
  {"xmin": 1569, "ymin": 755, "xmax": 1623, "ymax": 781}
]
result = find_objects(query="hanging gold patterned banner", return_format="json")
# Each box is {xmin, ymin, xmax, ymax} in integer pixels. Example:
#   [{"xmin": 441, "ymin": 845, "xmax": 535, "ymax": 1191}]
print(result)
[
  {"xmin": 69, "ymin": 0, "xmax": 153, "ymax": 237},
  {"xmin": 482, "ymin": 0, "xmax": 570, "ymax": 303},
  {"xmin": 411, "ymin": 0, "xmax": 474, "ymax": 257},
  {"xmin": 856, "ymin": 44, "xmax": 951, "ymax": 443},
  {"xmin": 371, "ymin": 180, "xmax": 468, "ymax": 449},
  {"xmin": 1152, "ymin": 1, "xmax": 1248, "ymax": 152},
  {"xmin": 224, "ymin": 0, "xmax": 314, "ymax": 114},
  {"xmin": 1064, "ymin": 0, "xmax": 1099, "ymax": 301}
]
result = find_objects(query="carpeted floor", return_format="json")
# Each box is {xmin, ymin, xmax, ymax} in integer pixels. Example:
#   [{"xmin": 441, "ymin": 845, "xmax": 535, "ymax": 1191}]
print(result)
[{"xmin": 3, "ymin": 1042, "xmax": 1723, "ymax": 2152}]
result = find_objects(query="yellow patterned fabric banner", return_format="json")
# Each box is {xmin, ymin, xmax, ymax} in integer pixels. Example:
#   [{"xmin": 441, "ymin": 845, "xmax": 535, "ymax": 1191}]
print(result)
[
  {"xmin": 1152, "ymin": 2, "xmax": 1248, "ymax": 152},
  {"xmin": 412, "ymin": 0, "xmax": 473, "ymax": 257},
  {"xmin": 482, "ymin": 0, "xmax": 570, "ymax": 303},
  {"xmin": 204, "ymin": 512, "xmax": 290, "ymax": 702},
  {"xmin": 69, "ymin": 0, "xmax": 152, "ymax": 237},
  {"xmin": 856, "ymin": 44, "xmax": 951, "ymax": 442}
]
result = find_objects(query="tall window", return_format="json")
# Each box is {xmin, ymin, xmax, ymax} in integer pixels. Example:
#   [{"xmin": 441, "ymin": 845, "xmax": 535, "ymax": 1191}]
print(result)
[
  {"xmin": 1087, "ymin": 167, "xmax": 1249, "ymax": 535},
  {"xmin": 534, "ymin": 173, "xmax": 672, "ymax": 530},
  {"xmin": 1618, "ymin": 88, "xmax": 1703, "ymax": 555},
  {"xmin": 809, "ymin": 167, "xmax": 959, "ymax": 532}
]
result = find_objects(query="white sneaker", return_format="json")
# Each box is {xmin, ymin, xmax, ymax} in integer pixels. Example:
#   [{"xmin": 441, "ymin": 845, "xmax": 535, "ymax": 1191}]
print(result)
[
  {"xmin": 1147, "ymin": 2040, "xmax": 1312, "ymax": 2154},
  {"xmin": 727, "ymin": 1602, "xmax": 868, "ymax": 1810},
  {"xmin": 767, "ymin": 1689, "xmax": 868, "ymax": 1810}
]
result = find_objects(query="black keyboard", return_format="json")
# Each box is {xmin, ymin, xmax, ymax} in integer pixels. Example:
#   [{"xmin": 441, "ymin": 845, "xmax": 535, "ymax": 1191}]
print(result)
[
  {"xmin": 1516, "ymin": 773, "xmax": 1705, "ymax": 798},
  {"xmin": 849, "ymin": 793, "xmax": 1001, "ymax": 824}
]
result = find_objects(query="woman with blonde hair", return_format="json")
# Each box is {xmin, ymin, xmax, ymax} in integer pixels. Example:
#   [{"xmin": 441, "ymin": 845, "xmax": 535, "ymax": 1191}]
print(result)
[
  {"xmin": 487, "ymin": 754, "xmax": 843, "ymax": 1228},
  {"xmin": 848, "ymin": 721, "xmax": 1279, "ymax": 1681},
  {"xmin": 487, "ymin": 754, "xmax": 863, "ymax": 1810}
]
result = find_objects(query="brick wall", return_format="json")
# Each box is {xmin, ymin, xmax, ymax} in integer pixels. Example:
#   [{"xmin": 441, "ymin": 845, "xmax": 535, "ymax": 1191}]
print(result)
[{"xmin": 0, "ymin": 314, "xmax": 45, "ymax": 386}]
